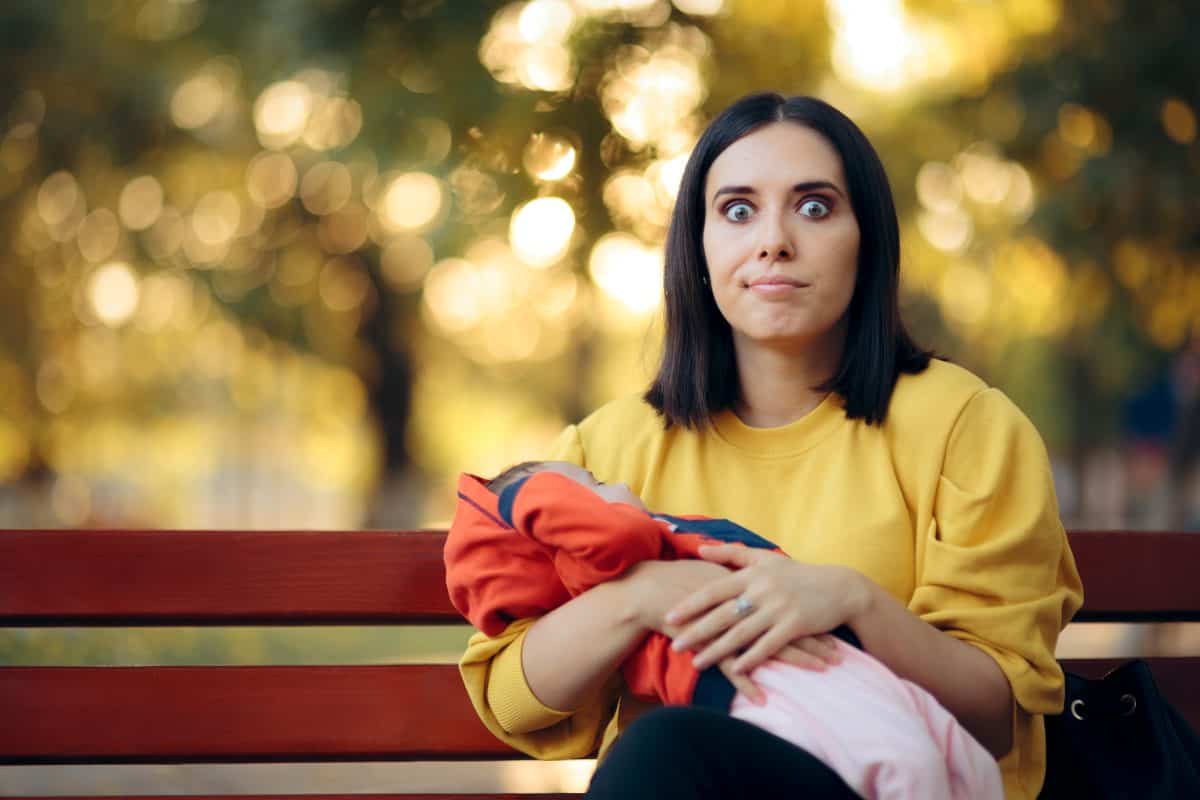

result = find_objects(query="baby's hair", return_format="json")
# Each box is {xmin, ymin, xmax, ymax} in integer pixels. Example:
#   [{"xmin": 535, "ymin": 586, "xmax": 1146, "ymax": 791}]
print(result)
[{"xmin": 486, "ymin": 460, "xmax": 547, "ymax": 494}]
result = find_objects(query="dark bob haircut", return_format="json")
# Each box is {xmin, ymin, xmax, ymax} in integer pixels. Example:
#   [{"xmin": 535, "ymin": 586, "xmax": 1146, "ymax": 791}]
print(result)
[{"xmin": 645, "ymin": 92, "xmax": 931, "ymax": 428}]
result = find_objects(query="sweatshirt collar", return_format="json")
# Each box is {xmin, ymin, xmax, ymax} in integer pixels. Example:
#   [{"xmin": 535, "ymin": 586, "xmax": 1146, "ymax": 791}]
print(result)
[{"xmin": 710, "ymin": 392, "xmax": 846, "ymax": 457}]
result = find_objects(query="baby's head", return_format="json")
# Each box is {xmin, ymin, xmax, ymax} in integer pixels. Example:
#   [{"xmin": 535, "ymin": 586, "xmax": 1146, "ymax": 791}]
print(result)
[{"xmin": 487, "ymin": 460, "xmax": 646, "ymax": 510}]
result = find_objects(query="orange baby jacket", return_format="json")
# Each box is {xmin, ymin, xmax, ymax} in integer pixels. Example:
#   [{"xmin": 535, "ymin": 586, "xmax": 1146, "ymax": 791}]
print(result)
[{"xmin": 443, "ymin": 470, "xmax": 783, "ymax": 707}]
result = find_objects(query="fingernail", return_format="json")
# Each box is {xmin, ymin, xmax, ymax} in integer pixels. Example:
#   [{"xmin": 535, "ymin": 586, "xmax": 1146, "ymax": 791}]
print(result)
[
  {"xmin": 665, "ymin": 611, "xmax": 679, "ymax": 624},
  {"xmin": 671, "ymin": 639, "xmax": 683, "ymax": 651}
]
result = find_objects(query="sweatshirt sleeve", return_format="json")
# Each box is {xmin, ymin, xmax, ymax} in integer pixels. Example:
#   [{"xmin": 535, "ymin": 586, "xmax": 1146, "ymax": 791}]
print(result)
[
  {"xmin": 909, "ymin": 388, "xmax": 1084, "ymax": 718},
  {"xmin": 455, "ymin": 423, "xmax": 624, "ymax": 753},
  {"xmin": 459, "ymin": 617, "xmax": 622, "ymax": 757},
  {"xmin": 546, "ymin": 423, "xmax": 586, "ymax": 465}
]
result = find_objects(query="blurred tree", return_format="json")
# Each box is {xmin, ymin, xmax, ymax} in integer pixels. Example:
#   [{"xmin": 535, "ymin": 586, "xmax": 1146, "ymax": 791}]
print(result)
[
  {"xmin": 0, "ymin": 0, "xmax": 1195, "ymax": 529},
  {"xmin": 922, "ymin": 0, "xmax": 1198, "ymax": 463}
]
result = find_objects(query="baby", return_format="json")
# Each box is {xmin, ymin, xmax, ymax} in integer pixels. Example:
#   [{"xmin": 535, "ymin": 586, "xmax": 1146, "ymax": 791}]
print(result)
[{"xmin": 445, "ymin": 460, "xmax": 1002, "ymax": 800}]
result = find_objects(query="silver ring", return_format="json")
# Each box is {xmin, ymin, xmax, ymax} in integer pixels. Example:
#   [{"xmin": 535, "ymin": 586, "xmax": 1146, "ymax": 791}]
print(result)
[{"xmin": 733, "ymin": 595, "xmax": 754, "ymax": 617}]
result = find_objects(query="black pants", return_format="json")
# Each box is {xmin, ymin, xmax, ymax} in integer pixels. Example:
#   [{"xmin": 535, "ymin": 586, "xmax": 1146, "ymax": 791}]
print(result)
[{"xmin": 586, "ymin": 705, "xmax": 859, "ymax": 799}]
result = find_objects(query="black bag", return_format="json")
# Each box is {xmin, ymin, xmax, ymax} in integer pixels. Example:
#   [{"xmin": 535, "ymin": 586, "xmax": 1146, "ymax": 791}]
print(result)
[{"xmin": 1040, "ymin": 659, "xmax": 1200, "ymax": 799}]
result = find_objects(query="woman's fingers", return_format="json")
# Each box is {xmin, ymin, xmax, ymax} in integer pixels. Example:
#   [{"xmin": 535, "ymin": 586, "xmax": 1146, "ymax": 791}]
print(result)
[
  {"xmin": 667, "ymin": 548, "xmax": 780, "ymax": 625},
  {"xmin": 804, "ymin": 634, "xmax": 843, "ymax": 664},
  {"xmin": 770, "ymin": 643, "xmax": 829, "ymax": 671},
  {"xmin": 696, "ymin": 543, "xmax": 765, "ymax": 569},
  {"xmin": 687, "ymin": 608, "xmax": 769, "ymax": 670},
  {"xmin": 771, "ymin": 635, "xmax": 843, "ymax": 668},
  {"xmin": 719, "ymin": 656, "xmax": 765, "ymax": 705},
  {"xmin": 725, "ymin": 623, "xmax": 798, "ymax": 674},
  {"xmin": 730, "ymin": 633, "xmax": 843, "ymax": 675},
  {"xmin": 670, "ymin": 592, "xmax": 754, "ymax": 654},
  {"xmin": 664, "ymin": 574, "xmax": 742, "ymax": 626}
]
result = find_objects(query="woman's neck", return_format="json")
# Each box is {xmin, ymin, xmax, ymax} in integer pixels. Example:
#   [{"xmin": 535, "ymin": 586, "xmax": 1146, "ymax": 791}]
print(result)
[{"xmin": 733, "ymin": 336, "xmax": 843, "ymax": 428}]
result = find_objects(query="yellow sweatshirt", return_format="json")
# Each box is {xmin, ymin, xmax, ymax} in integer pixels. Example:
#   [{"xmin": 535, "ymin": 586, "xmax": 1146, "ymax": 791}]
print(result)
[{"xmin": 459, "ymin": 358, "xmax": 1083, "ymax": 799}]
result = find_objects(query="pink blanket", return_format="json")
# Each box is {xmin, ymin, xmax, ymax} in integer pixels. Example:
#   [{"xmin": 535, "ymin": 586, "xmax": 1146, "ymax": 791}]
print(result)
[{"xmin": 732, "ymin": 641, "xmax": 1003, "ymax": 799}]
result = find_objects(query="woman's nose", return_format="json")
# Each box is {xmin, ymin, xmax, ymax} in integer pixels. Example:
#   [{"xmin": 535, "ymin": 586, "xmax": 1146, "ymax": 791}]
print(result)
[{"xmin": 756, "ymin": 213, "xmax": 795, "ymax": 262}]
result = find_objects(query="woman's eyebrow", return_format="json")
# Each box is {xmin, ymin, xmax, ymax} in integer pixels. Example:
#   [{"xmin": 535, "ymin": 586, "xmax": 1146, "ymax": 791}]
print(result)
[{"xmin": 711, "ymin": 180, "xmax": 844, "ymax": 206}]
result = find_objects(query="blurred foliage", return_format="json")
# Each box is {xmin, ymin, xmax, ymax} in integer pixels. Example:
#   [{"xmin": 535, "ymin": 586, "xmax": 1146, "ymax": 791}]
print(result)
[
  {"xmin": 0, "ymin": 0, "xmax": 1195, "ymax": 537},
  {"xmin": 0, "ymin": 625, "xmax": 472, "ymax": 665}
]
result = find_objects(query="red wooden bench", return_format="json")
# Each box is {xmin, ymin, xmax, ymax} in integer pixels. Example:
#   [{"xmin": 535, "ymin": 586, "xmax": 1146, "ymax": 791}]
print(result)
[{"xmin": 1, "ymin": 529, "xmax": 1198, "ymax": 799}]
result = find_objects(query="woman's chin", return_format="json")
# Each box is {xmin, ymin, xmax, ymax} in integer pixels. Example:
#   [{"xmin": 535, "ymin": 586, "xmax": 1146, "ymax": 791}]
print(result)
[{"xmin": 738, "ymin": 329, "xmax": 834, "ymax": 352}]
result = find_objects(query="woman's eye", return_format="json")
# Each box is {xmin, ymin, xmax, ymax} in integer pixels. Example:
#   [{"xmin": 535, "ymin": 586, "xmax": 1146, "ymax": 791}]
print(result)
[
  {"xmin": 799, "ymin": 198, "xmax": 832, "ymax": 218},
  {"xmin": 723, "ymin": 202, "xmax": 754, "ymax": 222}
]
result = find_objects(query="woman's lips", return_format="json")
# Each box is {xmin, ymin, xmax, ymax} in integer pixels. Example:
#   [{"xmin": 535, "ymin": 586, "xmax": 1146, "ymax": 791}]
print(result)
[{"xmin": 747, "ymin": 276, "xmax": 810, "ymax": 296}]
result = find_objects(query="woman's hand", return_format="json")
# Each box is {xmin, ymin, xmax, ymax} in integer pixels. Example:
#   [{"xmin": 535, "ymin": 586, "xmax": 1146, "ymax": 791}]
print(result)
[
  {"xmin": 617, "ymin": 558, "xmax": 732, "ymax": 633},
  {"xmin": 616, "ymin": 557, "xmax": 847, "ymax": 703},
  {"xmin": 717, "ymin": 636, "xmax": 841, "ymax": 704},
  {"xmin": 665, "ymin": 544, "xmax": 868, "ymax": 674}
]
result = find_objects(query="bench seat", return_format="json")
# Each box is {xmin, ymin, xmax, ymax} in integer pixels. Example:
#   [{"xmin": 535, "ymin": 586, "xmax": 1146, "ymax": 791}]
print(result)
[{"xmin": 2, "ymin": 529, "xmax": 1198, "ymax": 796}]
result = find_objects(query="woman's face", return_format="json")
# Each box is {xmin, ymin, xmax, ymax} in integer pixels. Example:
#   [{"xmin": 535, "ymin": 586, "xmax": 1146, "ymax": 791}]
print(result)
[{"xmin": 701, "ymin": 122, "xmax": 860, "ymax": 355}]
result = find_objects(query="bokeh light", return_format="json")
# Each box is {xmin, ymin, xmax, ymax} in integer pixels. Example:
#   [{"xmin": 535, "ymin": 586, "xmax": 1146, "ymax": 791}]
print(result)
[
  {"xmin": 424, "ymin": 257, "xmax": 487, "ymax": 333},
  {"xmin": 254, "ymin": 80, "xmax": 313, "ymax": 149},
  {"xmin": 480, "ymin": 1, "xmax": 579, "ymax": 92},
  {"xmin": 318, "ymin": 257, "xmax": 371, "ymax": 312},
  {"xmin": 317, "ymin": 202, "xmax": 369, "ymax": 254},
  {"xmin": 918, "ymin": 208, "xmax": 973, "ymax": 254},
  {"xmin": 588, "ymin": 232, "xmax": 662, "ymax": 314},
  {"xmin": 380, "ymin": 172, "xmax": 444, "ymax": 232},
  {"xmin": 828, "ymin": 0, "xmax": 942, "ymax": 92},
  {"xmin": 191, "ymin": 190, "xmax": 241, "ymax": 246},
  {"xmin": 171, "ymin": 73, "xmax": 226, "ymax": 130},
  {"xmin": 88, "ymin": 262, "xmax": 141, "ymax": 327},
  {"xmin": 302, "ymin": 96, "xmax": 363, "ymax": 151},
  {"xmin": 77, "ymin": 209, "xmax": 121, "ymax": 263},
  {"xmin": 672, "ymin": 0, "xmax": 723, "ymax": 15},
  {"xmin": 600, "ymin": 38, "xmax": 708, "ymax": 151},
  {"xmin": 37, "ymin": 171, "xmax": 83, "ymax": 229},
  {"xmin": 119, "ymin": 176, "xmax": 165, "ymax": 231},
  {"xmin": 523, "ymin": 132, "xmax": 577, "ymax": 181},
  {"xmin": 509, "ymin": 197, "xmax": 575, "ymax": 267},
  {"xmin": 1, "ymin": 0, "xmax": 1195, "ymax": 550},
  {"xmin": 245, "ymin": 151, "xmax": 298, "ymax": 208},
  {"xmin": 1162, "ymin": 98, "xmax": 1197, "ymax": 144},
  {"xmin": 301, "ymin": 161, "xmax": 353, "ymax": 215},
  {"xmin": 381, "ymin": 235, "xmax": 435, "ymax": 291}
]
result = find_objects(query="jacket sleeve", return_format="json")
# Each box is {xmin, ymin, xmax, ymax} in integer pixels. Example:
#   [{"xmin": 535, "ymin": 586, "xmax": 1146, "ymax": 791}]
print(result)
[
  {"xmin": 444, "ymin": 475, "xmax": 571, "ymax": 637},
  {"xmin": 455, "ymin": 424, "xmax": 625, "ymax": 750},
  {"xmin": 499, "ymin": 471, "xmax": 663, "ymax": 595}
]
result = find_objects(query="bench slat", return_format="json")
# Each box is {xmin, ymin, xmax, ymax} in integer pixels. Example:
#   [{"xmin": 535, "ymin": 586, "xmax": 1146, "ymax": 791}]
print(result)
[
  {"xmin": 0, "ymin": 530, "xmax": 454, "ymax": 625},
  {"xmin": 0, "ymin": 665, "xmax": 506, "ymax": 763},
  {"xmin": 1068, "ymin": 531, "xmax": 1200, "ymax": 621},
  {"xmin": 2, "ymin": 659, "xmax": 1197, "ymax": 765},
  {"xmin": 2, "ymin": 530, "xmax": 1199, "ymax": 625}
]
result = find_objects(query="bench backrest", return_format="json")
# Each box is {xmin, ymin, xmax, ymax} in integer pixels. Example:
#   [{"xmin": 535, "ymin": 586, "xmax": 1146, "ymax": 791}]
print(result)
[{"xmin": 1, "ymin": 529, "xmax": 1198, "ymax": 798}]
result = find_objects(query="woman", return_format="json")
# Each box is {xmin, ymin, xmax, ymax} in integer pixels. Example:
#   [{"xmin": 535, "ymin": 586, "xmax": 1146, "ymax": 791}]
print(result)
[{"xmin": 458, "ymin": 93, "xmax": 1083, "ymax": 799}]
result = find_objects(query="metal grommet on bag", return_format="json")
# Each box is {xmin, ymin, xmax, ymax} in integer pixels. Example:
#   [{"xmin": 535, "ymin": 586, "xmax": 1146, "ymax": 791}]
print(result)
[
  {"xmin": 1070, "ymin": 699, "xmax": 1087, "ymax": 721},
  {"xmin": 1119, "ymin": 693, "xmax": 1137, "ymax": 716}
]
